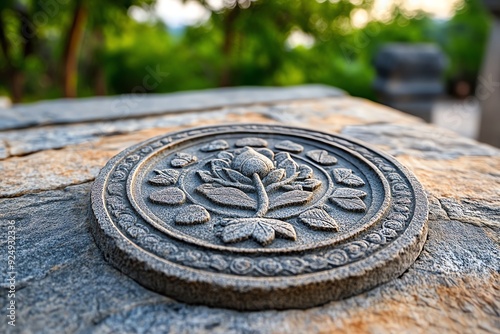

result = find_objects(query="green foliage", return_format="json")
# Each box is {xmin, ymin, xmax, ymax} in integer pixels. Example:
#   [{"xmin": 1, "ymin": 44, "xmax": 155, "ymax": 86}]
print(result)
[{"xmin": 0, "ymin": 0, "xmax": 493, "ymax": 102}]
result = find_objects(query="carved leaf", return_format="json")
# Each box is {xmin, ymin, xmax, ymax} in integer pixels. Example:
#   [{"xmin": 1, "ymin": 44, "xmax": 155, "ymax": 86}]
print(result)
[
  {"xmin": 299, "ymin": 178, "xmax": 322, "ymax": 191},
  {"xmin": 150, "ymin": 187, "xmax": 186, "ymax": 205},
  {"xmin": 329, "ymin": 188, "xmax": 367, "ymax": 212},
  {"xmin": 256, "ymin": 148, "xmax": 274, "ymax": 161},
  {"xmin": 224, "ymin": 168, "xmax": 253, "ymax": 184},
  {"xmin": 200, "ymin": 139, "xmax": 229, "ymax": 152},
  {"xmin": 297, "ymin": 165, "xmax": 313, "ymax": 180},
  {"xmin": 274, "ymin": 152, "xmax": 290, "ymax": 164},
  {"xmin": 221, "ymin": 218, "xmax": 296, "ymax": 246},
  {"xmin": 330, "ymin": 198, "xmax": 366, "ymax": 212},
  {"xmin": 262, "ymin": 169, "xmax": 285, "ymax": 186},
  {"xmin": 277, "ymin": 156, "xmax": 298, "ymax": 178},
  {"xmin": 222, "ymin": 220, "xmax": 255, "ymax": 244},
  {"xmin": 252, "ymin": 222, "xmax": 275, "ymax": 246},
  {"xmin": 275, "ymin": 140, "xmax": 304, "ymax": 153},
  {"xmin": 197, "ymin": 170, "xmax": 214, "ymax": 183},
  {"xmin": 235, "ymin": 137, "xmax": 268, "ymax": 147},
  {"xmin": 171, "ymin": 152, "xmax": 197, "ymax": 167},
  {"xmin": 269, "ymin": 220, "xmax": 297, "ymax": 240},
  {"xmin": 333, "ymin": 168, "xmax": 365, "ymax": 187},
  {"xmin": 217, "ymin": 151, "xmax": 234, "ymax": 162},
  {"xmin": 306, "ymin": 150, "xmax": 338, "ymax": 165},
  {"xmin": 331, "ymin": 188, "xmax": 367, "ymax": 198},
  {"xmin": 175, "ymin": 205, "xmax": 210, "ymax": 225},
  {"xmin": 299, "ymin": 208, "xmax": 339, "ymax": 231},
  {"xmin": 196, "ymin": 184, "xmax": 257, "ymax": 209},
  {"xmin": 269, "ymin": 190, "xmax": 313, "ymax": 210},
  {"xmin": 148, "ymin": 169, "xmax": 180, "ymax": 186},
  {"xmin": 211, "ymin": 159, "xmax": 230, "ymax": 180}
]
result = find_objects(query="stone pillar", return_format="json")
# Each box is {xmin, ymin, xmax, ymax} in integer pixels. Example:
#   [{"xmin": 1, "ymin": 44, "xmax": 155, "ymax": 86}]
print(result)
[
  {"xmin": 478, "ymin": 1, "xmax": 500, "ymax": 147},
  {"xmin": 373, "ymin": 44, "xmax": 446, "ymax": 122}
]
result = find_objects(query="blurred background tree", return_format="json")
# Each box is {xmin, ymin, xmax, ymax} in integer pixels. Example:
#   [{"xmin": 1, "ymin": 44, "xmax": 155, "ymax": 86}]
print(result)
[{"xmin": 0, "ymin": 0, "xmax": 491, "ymax": 103}]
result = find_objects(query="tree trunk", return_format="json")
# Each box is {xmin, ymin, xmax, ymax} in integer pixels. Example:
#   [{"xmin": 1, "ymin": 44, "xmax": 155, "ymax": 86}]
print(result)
[
  {"xmin": 63, "ymin": 1, "xmax": 88, "ymax": 98},
  {"xmin": 10, "ymin": 71, "xmax": 25, "ymax": 103},
  {"xmin": 219, "ymin": 6, "xmax": 240, "ymax": 87},
  {"xmin": 92, "ymin": 27, "xmax": 107, "ymax": 96}
]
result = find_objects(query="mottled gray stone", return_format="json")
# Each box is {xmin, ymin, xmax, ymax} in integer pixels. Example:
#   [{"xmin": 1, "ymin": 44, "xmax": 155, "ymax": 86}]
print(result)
[
  {"xmin": 0, "ymin": 97, "xmax": 413, "ymax": 160},
  {"xmin": 414, "ymin": 219, "xmax": 499, "ymax": 275},
  {"xmin": 0, "ymin": 85, "xmax": 344, "ymax": 131},
  {"xmin": 0, "ymin": 140, "xmax": 7, "ymax": 159},
  {"xmin": 0, "ymin": 109, "xmax": 251, "ymax": 159},
  {"xmin": 342, "ymin": 123, "xmax": 499, "ymax": 159},
  {"xmin": 439, "ymin": 197, "xmax": 500, "ymax": 229}
]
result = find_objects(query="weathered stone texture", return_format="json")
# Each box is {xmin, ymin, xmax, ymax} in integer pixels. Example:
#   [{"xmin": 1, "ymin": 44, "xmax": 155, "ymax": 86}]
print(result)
[
  {"xmin": 0, "ymin": 86, "xmax": 498, "ymax": 333},
  {"xmin": 0, "ymin": 85, "xmax": 344, "ymax": 130}
]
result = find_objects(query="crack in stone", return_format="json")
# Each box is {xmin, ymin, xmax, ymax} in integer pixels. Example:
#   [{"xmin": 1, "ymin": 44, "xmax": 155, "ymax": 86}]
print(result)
[
  {"xmin": 0, "ymin": 180, "xmax": 94, "ymax": 199},
  {"xmin": 438, "ymin": 197, "xmax": 500, "ymax": 229}
]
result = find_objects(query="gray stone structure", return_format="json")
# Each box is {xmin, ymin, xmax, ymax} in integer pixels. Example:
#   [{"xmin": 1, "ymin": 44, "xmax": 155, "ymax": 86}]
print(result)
[
  {"xmin": 479, "ymin": 1, "xmax": 500, "ymax": 147},
  {"xmin": 373, "ymin": 43, "xmax": 446, "ymax": 122},
  {"xmin": 0, "ymin": 86, "xmax": 498, "ymax": 333}
]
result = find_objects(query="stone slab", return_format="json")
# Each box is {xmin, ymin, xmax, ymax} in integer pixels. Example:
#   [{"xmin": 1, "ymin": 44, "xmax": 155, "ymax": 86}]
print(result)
[
  {"xmin": 342, "ymin": 123, "xmax": 499, "ymax": 159},
  {"xmin": 0, "ymin": 97, "xmax": 408, "ymax": 160},
  {"xmin": 0, "ymin": 90, "xmax": 498, "ymax": 333},
  {"xmin": 0, "ymin": 85, "xmax": 345, "ymax": 131}
]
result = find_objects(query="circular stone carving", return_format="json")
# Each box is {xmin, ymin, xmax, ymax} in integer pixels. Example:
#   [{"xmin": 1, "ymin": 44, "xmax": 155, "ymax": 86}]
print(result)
[{"xmin": 90, "ymin": 124, "xmax": 428, "ymax": 310}]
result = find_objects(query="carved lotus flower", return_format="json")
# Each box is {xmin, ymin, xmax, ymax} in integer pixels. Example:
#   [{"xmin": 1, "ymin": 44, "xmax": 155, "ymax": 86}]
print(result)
[
  {"xmin": 148, "ymin": 138, "xmax": 369, "ymax": 248},
  {"xmin": 232, "ymin": 147, "xmax": 275, "ymax": 178},
  {"xmin": 194, "ymin": 145, "xmax": 336, "ymax": 246}
]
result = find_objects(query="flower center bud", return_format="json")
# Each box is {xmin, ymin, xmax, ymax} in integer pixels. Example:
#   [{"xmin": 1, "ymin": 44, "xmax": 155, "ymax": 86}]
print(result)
[{"xmin": 241, "ymin": 158, "xmax": 272, "ymax": 178}]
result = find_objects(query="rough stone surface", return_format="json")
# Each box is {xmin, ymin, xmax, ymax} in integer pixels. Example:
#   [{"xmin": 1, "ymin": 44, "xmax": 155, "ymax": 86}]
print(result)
[
  {"xmin": 0, "ymin": 86, "xmax": 498, "ymax": 332},
  {"xmin": 342, "ymin": 123, "xmax": 499, "ymax": 159},
  {"xmin": 0, "ymin": 85, "xmax": 344, "ymax": 131}
]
